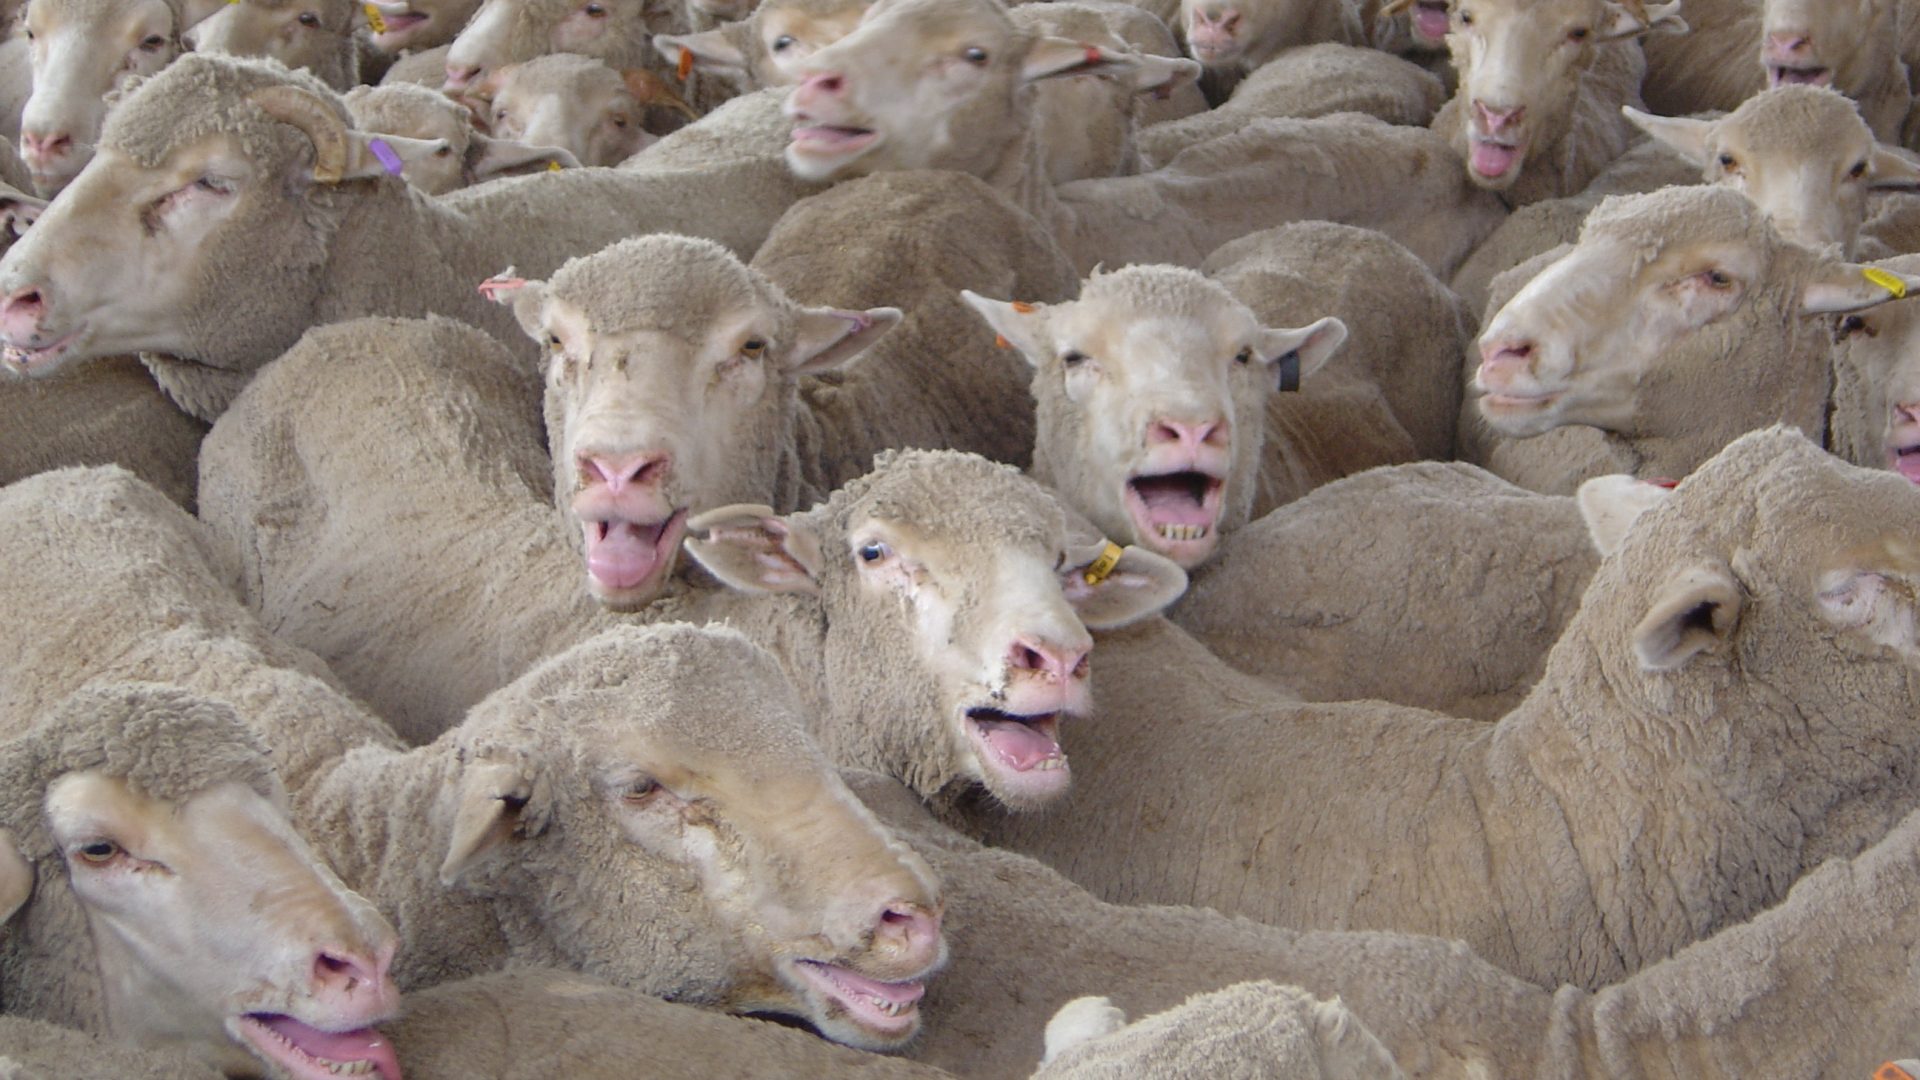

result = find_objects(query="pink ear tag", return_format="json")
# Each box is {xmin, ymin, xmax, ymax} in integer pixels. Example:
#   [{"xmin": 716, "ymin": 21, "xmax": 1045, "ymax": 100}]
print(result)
[{"xmin": 367, "ymin": 138, "xmax": 405, "ymax": 176}]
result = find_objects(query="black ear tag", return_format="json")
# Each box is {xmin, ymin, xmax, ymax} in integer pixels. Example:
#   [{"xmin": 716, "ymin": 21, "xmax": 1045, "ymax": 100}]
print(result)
[{"xmin": 1276, "ymin": 350, "xmax": 1301, "ymax": 392}]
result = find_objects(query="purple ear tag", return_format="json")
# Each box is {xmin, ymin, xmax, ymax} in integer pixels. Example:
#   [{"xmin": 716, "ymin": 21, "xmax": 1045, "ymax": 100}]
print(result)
[{"xmin": 368, "ymin": 138, "xmax": 405, "ymax": 176}]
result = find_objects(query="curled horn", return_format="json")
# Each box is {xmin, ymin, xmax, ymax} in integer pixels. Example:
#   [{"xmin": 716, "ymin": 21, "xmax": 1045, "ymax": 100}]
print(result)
[{"xmin": 249, "ymin": 85, "xmax": 351, "ymax": 183}]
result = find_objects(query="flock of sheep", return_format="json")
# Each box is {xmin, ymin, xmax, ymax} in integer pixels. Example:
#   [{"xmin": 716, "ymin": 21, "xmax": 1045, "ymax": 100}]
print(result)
[{"xmin": 6, "ymin": 0, "xmax": 1920, "ymax": 1074}]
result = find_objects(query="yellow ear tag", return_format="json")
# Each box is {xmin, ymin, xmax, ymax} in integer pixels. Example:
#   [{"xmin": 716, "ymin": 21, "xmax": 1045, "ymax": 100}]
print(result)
[
  {"xmin": 363, "ymin": 3, "xmax": 386, "ymax": 31},
  {"xmin": 1082, "ymin": 541, "xmax": 1123, "ymax": 586},
  {"xmin": 547, "ymin": 159, "xmax": 562, "ymax": 172},
  {"xmin": 1864, "ymin": 266, "xmax": 1908, "ymax": 299}
]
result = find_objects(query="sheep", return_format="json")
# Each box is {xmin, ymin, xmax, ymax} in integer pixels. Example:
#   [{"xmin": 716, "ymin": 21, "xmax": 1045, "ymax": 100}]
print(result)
[
  {"xmin": 1463, "ymin": 184, "xmax": 1920, "ymax": 494},
  {"xmin": 342, "ymin": 82, "xmax": 580, "ymax": 195},
  {"xmin": 1828, "ymin": 252, "xmax": 1920, "ymax": 478},
  {"xmin": 1032, "ymin": 983, "xmax": 1408, "ymax": 1079},
  {"xmin": 0, "ymin": 682, "xmax": 404, "ymax": 1080},
  {"xmin": 184, "ymin": 0, "xmax": 366, "ymax": 91},
  {"xmin": 1640, "ymin": 0, "xmax": 1913, "ymax": 145},
  {"xmin": 15, "ymin": 0, "xmax": 184, "ymax": 193},
  {"xmin": 472, "ymin": 54, "xmax": 690, "ymax": 166},
  {"xmin": 961, "ymin": 222, "xmax": 1463, "ymax": 563},
  {"xmin": 439, "ymin": 0, "xmax": 725, "ymax": 116},
  {"xmin": 362, "ymin": 0, "xmax": 480, "ymax": 54},
  {"xmin": 0, "ymin": 53, "xmax": 817, "ymax": 420},
  {"xmin": 1135, "ymin": 43, "xmax": 1450, "ymax": 166},
  {"xmin": 785, "ymin": 0, "xmax": 1509, "ymax": 276},
  {"xmin": 0, "ymin": 358, "xmax": 207, "ymax": 507},
  {"xmin": 1449, "ymin": 85, "xmax": 1912, "ymax": 317},
  {"xmin": 655, "ymin": 0, "xmax": 874, "ymax": 95},
  {"xmin": 1365, "ymin": 0, "xmax": 1451, "ymax": 70},
  {"xmin": 963, "ymin": 426, "xmax": 1920, "ymax": 990},
  {"xmin": 1426, "ymin": 0, "xmax": 1686, "ymax": 207},
  {"xmin": 0, "ymin": 1018, "xmax": 223, "ymax": 1080},
  {"xmin": 1177, "ymin": 0, "xmax": 1364, "ymax": 96}
]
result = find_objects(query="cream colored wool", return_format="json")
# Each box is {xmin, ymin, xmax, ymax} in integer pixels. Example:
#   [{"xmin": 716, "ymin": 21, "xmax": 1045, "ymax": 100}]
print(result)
[
  {"xmin": 343, "ymin": 83, "xmax": 573, "ymax": 194},
  {"xmin": 0, "ymin": 1017, "xmax": 225, "ymax": 1079},
  {"xmin": 0, "ymin": 358, "xmax": 207, "ymax": 509},
  {"xmin": 1827, "ymin": 250, "xmax": 1920, "ymax": 470},
  {"xmin": 187, "ymin": 0, "xmax": 365, "ymax": 91},
  {"xmin": 1173, "ymin": 461, "xmax": 1597, "ymax": 720},
  {"xmin": 1138, "ymin": 43, "xmax": 1448, "ymax": 166},
  {"xmin": 1459, "ymin": 186, "xmax": 1850, "ymax": 494},
  {"xmin": 5, "ymin": 54, "xmax": 812, "ymax": 421},
  {"xmin": 974, "ymin": 428, "xmax": 1920, "ymax": 990},
  {"xmin": 442, "ymin": 0, "xmax": 734, "ymax": 115}
]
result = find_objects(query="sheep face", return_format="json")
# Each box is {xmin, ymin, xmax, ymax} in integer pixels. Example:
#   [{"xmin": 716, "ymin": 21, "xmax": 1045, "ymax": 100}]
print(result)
[
  {"xmin": 688, "ymin": 451, "xmax": 1187, "ymax": 811},
  {"xmin": 442, "ymin": 626, "xmax": 947, "ymax": 1051},
  {"xmin": 38, "ymin": 774, "xmax": 403, "ymax": 1080},
  {"xmin": 1446, "ymin": 0, "xmax": 1678, "ymax": 191},
  {"xmin": 345, "ymin": 82, "xmax": 573, "ymax": 194},
  {"xmin": 659, "ymin": 0, "xmax": 871, "ymax": 91},
  {"xmin": 482, "ymin": 57, "xmax": 653, "ymax": 166},
  {"xmin": 1829, "ymin": 278, "xmax": 1920, "ymax": 483},
  {"xmin": 1761, "ymin": 0, "xmax": 1895, "ymax": 96},
  {"xmin": 1180, "ymin": 0, "xmax": 1327, "ymax": 73},
  {"xmin": 18, "ymin": 0, "xmax": 181, "ymax": 195},
  {"xmin": 1627, "ymin": 87, "xmax": 1920, "ymax": 258},
  {"xmin": 496, "ymin": 236, "xmax": 898, "ymax": 611},
  {"xmin": 185, "ymin": 0, "xmax": 361, "ymax": 92},
  {"xmin": 1473, "ymin": 186, "xmax": 1914, "ymax": 440},
  {"xmin": 962, "ymin": 268, "xmax": 1346, "ymax": 569},
  {"xmin": 443, "ymin": 0, "xmax": 660, "ymax": 93},
  {"xmin": 781, "ymin": 0, "xmax": 1170, "ymax": 183},
  {"xmin": 364, "ymin": 0, "xmax": 483, "ymax": 53}
]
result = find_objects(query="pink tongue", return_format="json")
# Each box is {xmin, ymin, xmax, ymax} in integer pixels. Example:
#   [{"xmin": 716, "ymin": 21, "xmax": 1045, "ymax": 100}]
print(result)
[
  {"xmin": 1414, "ymin": 3, "xmax": 1449, "ymax": 38},
  {"xmin": 1894, "ymin": 451, "xmax": 1920, "ymax": 485},
  {"xmin": 260, "ymin": 1017, "xmax": 402, "ymax": 1080},
  {"xmin": 1134, "ymin": 479, "xmax": 1213, "ymax": 526},
  {"xmin": 1471, "ymin": 141, "xmax": 1520, "ymax": 178},
  {"xmin": 820, "ymin": 964, "xmax": 926, "ymax": 1007},
  {"xmin": 975, "ymin": 718, "xmax": 1060, "ymax": 770},
  {"xmin": 586, "ymin": 520, "xmax": 664, "ymax": 589}
]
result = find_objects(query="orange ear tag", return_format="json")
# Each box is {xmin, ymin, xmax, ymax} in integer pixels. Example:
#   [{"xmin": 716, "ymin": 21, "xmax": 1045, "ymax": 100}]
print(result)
[
  {"xmin": 678, "ymin": 46, "xmax": 694, "ymax": 81},
  {"xmin": 1876, "ymin": 1065, "xmax": 1917, "ymax": 1080},
  {"xmin": 994, "ymin": 335, "xmax": 1011, "ymax": 349},
  {"xmin": 1010, "ymin": 300, "xmax": 1035, "ymax": 313}
]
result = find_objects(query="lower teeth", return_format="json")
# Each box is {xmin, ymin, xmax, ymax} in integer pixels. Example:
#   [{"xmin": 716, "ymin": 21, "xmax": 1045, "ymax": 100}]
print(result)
[{"xmin": 1155, "ymin": 523, "xmax": 1211, "ymax": 541}]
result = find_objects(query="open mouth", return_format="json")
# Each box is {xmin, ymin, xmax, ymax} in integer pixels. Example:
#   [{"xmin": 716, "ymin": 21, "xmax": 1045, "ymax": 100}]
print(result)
[
  {"xmin": 1, "ymin": 328, "xmax": 81, "ymax": 376},
  {"xmin": 1468, "ymin": 136, "xmax": 1523, "ymax": 180},
  {"xmin": 236, "ymin": 1014, "xmax": 401, "ymax": 1080},
  {"xmin": 1412, "ymin": 0, "xmax": 1449, "ymax": 41},
  {"xmin": 1890, "ymin": 442, "xmax": 1920, "ymax": 484},
  {"xmin": 581, "ymin": 507, "xmax": 687, "ymax": 597},
  {"xmin": 965, "ymin": 707, "xmax": 1066, "ymax": 773},
  {"xmin": 791, "ymin": 959, "xmax": 926, "ymax": 1040},
  {"xmin": 1769, "ymin": 63, "xmax": 1831, "ymax": 87},
  {"xmin": 789, "ymin": 122, "xmax": 880, "ymax": 158},
  {"xmin": 1125, "ymin": 470, "xmax": 1225, "ymax": 553},
  {"xmin": 1478, "ymin": 389, "xmax": 1560, "ymax": 413},
  {"xmin": 374, "ymin": 10, "xmax": 428, "ymax": 38}
]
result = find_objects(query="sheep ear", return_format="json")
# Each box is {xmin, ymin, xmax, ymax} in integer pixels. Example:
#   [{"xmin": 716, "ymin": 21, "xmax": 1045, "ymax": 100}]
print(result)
[
  {"xmin": 1121, "ymin": 53, "xmax": 1201, "ymax": 98},
  {"xmin": 439, "ymin": 761, "xmax": 547, "ymax": 885},
  {"xmin": 467, "ymin": 132, "xmax": 578, "ymax": 181},
  {"xmin": 1577, "ymin": 474, "xmax": 1674, "ymax": 557},
  {"xmin": 1801, "ymin": 263, "xmax": 1920, "ymax": 315},
  {"xmin": 475, "ymin": 268, "xmax": 550, "ymax": 339},
  {"xmin": 1868, "ymin": 145, "xmax": 1920, "ymax": 192},
  {"xmin": 340, "ymin": 132, "xmax": 455, "ymax": 182},
  {"xmin": 1022, "ymin": 37, "xmax": 1149, "ymax": 84},
  {"xmin": 656, "ymin": 29, "xmax": 749, "ymax": 81},
  {"xmin": 1061, "ymin": 539, "xmax": 1188, "ymax": 629},
  {"xmin": 686, "ymin": 505, "xmax": 825, "ymax": 595},
  {"xmin": 0, "ymin": 828, "xmax": 30, "ymax": 924},
  {"xmin": 1632, "ymin": 561, "xmax": 1743, "ymax": 671},
  {"xmin": 788, "ymin": 306, "xmax": 902, "ymax": 375},
  {"xmin": 1621, "ymin": 106, "xmax": 1712, "ymax": 166},
  {"xmin": 1042, "ymin": 997, "xmax": 1129, "ymax": 1067},
  {"xmin": 1597, "ymin": 0, "xmax": 1685, "ymax": 40},
  {"xmin": 959, "ymin": 290, "xmax": 1048, "ymax": 366},
  {"xmin": 1252, "ymin": 316, "xmax": 1347, "ymax": 393}
]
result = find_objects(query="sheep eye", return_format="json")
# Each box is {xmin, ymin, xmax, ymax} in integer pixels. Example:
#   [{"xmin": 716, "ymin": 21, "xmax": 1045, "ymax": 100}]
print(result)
[
  {"xmin": 1234, "ymin": 346, "xmax": 1253, "ymax": 365},
  {"xmin": 610, "ymin": 114, "xmax": 629, "ymax": 128},
  {"xmin": 139, "ymin": 33, "xmax": 166, "ymax": 49},
  {"xmin": 1567, "ymin": 25, "xmax": 1588, "ymax": 40},
  {"xmin": 1061, "ymin": 349, "xmax": 1088, "ymax": 367},
  {"xmin": 297, "ymin": 11, "xmax": 320, "ymax": 24},
  {"xmin": 583, "ymin": 2, "xmax": 606, "ymax": 14},
  {"xmin": 771, "ymin": 33, "xmax": 794, "ymax": 50},
  {"xmin": 1839, "ymin": 314, "xmax": 1872, "ymax": 339},
  {"xmin": 547, "ymin": 334, "xmax": 563, "ymax": 351},
  {"xmin": 856, "ymin": 541, "xmax": 890, "ymax": 563},
  {"xmin": 740, "ymin": 338, "xmax": 767, "ymax": 358},
  {"xmin": 962, "ymin": 45, "xmax": 988, "ymax": 64},
  {"xmin": 23, "ymin": 27, "xmax": 33, "ymax": 40},
  {"xmin": 74, "ymin": 840, "xmax": 121, "ymax": 864},
  {"xmin": 1457, "ymin": 9, "xmax": 1472, "ymax": 25},
  {"xmin": 1850, "ymin": 159, "xmax": 1869, "ymax": 179},
  {"xmin": 621, "ymin": 778, "xmax": 661, "ymax": 803},
  {"xmin": 1702, "ymin": 269, "xmax": 1733, "ymax": 289},
  {"xmin": 1718, "ymin": 153, "xmax": 1738, "ymax": 170}
]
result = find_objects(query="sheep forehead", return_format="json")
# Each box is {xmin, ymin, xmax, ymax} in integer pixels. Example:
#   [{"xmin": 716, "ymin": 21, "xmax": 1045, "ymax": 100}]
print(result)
[
  {"xmin": 30, "ymin": 0, "xmax": 180, "ymax": 29},
  {"xmin": 856, "ymin": 0, "xmax": 1019, "ymax": 47},
  {"xmin": 822, "ymin": 451, "xmax": 1064, "ymax": 564},
  {"xmin": 498, "ymin": 52, "xmax": 626, "ymax": 96},
  {"xmin": 1580, "ymin": 187, "xmax": 1778, "ymax": 266},
  {"xmin": 761, "ymin": 0, "xmax": 867, "ymax": 26},
  {"xmin": 1008, "ymin": 2, "xmax": 1120, "ymax": 46},
  {"xmin": 1718, "ymin": 87, "xmax": 1873, "ymax": 159},
  {"xmin": 101, "ymin": 53, "xmax": 343, "ymax": 170},
  {"xmin": 1070, "ymin": 268, "xmax": 1252, "ymax": 356},
  {"xmin": 346, "ymin": 85, "xmax": 472, "ymax": 140},
  {"xmin": 1467, "ymin": 0, "xmax": 1605, "ymax": 22},
  {"xmin": 545, "ymin": 236, "xmax": 789, "ymax": 342}
]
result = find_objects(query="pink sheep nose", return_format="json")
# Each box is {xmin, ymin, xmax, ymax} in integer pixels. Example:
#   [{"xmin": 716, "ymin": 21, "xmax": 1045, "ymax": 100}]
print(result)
[
  {"xmin": 1009, "ymin": 637, "xmax": 1090, "ymax": 684},
  {"xmin": 1765, "ymin": 31, "xmax": 1810, "ymax": 59},
  {"xmin": 0, "ymin": 286, "xmax": 47, "ymax": 339},
  {"xmin": 18, "ymin": 130, "xmax": 72, "ymax": 168},
  {"xmin": 1147, "ymin": 416, "xmax": 1227, "ymax": 452},
  {"xmin": 874, "ymin": 902, "xmax": 942, "ymax": 965},
  {"xmin": 794, "ymin": 70, "xmax": 846, "ymax": 105},
  {"xmin": 1193, "ymin": 6, "xmax": 1238, "ymax": 30},
  {"xmin": 444, "ymin": 63, "xmax": 482, "ymax": 90},
  {"xmin": 1895, "ymin": 401, "xmax": 1920, "ymax": 426},
  {"xmin": 1477, "ymin": 337, "xmax": 1534, "ymax": 387},
  {"xmin": 1472, "ymin": 100, "xmax": 1525, "ymax": 136},
  {"xmin": 579, "ymin": 451, "xmax": 670, "ymax": 493},
  {"xmin": 309, "ymin": 944, "xmax": 397, "ymax": 1014}
]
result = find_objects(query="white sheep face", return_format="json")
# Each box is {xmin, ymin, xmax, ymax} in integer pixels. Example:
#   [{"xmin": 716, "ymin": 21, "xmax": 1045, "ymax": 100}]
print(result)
[
  {"xmin": 1761, "ymin": 0, "xmax": 1895, "ymax": 96},
  {"xmin": 1830, "ymin": 284, "xmax": 1920, "ymax": 483},
  {"xmin": 19, "ymin": 0, "xmax": 178, "ymax": 195},
  {"xmin": 184, "ymin": 0, "xmax": 357, "ymax": 90},
  {"xmin": 42, "ymin": 773, "xmax": 402, "ymax": 1080},
  {"xmin": 364, "ymin": 0, "xmax": 482, "ymax": 53},
  {"xmin": 443, "ymin": 0, "xmax": 654, "ymax": 92},
  {"xmin": 1180, "ymin": 0, "xmax": 1329, "ymax": 73},
  {"xmin": 484, "ymin": 59, "xmax": 653, "ymax": 167}
]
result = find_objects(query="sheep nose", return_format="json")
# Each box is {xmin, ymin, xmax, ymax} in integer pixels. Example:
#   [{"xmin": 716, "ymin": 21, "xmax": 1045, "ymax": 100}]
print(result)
[
  {"xmin": 0, "ymin": 286, "xmax": 46, "ymax": 339},
  {"xmin": 1009, "ymin": 637, "xmax": 1090, "ymax": 684},
  {"xmin": 1476, "ymin": 337, "xmax": 1534, "ymax": 387},
  {"xmin": 1895, "ymin": 401, "xmax": 1920, "ymax": 426},
  {"xmin": 796, "ymin": 70, "xmax": 846, "ymax": 104},
  {"xmin": 444, "ymin": 62, "xmax": 482, "ymax": 90},
  {"xmin": 1765, "ymin": 31, "xmax": 1810, "ymax": 59},
  {"xmin": 1147, "ymin": 416, "xmax": 1227, "ymax": 452},
  {"xmin": 1472, "ymin": 100, "xmax": 1524, "ymax": 136},
  {"xmin": 309, "ymin": 943, "xmax": 398, "ymax": 1015},
  {"xmin": 18, "ymin": 129, "xmax": 72, "ymax": 168},
  {"xmin": 873, "ymin": 902, "xmax": 942, "ymax": 967},
  {"xmin": 1194, "ymin": 5, "xmax": 1238, "ymax": 28},
  {"xmin": 579, "ymin": 451, "xmax": 670, "ymax": 494}
]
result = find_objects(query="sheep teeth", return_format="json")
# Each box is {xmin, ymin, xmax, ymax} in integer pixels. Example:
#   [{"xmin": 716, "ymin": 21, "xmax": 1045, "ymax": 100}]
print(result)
[
  {"xmin": 1154, "ymin": 523, "xmax": 1211, "ymax": 541},
  {"xmin": 868, "ymin": 995, "xmax": 911, "ymax": 1017},
  {"xmin": 1035, "ymin": 756, "xmax": 1067, "ymax": 771}
]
